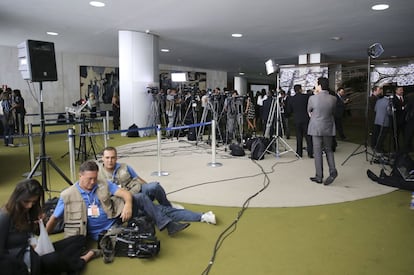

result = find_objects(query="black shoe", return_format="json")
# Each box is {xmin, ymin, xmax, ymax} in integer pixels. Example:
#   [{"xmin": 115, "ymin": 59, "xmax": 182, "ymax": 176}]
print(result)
[
  {"xmin": 324, "ymin": 174, "xmax": 337, "ymax": 186},
  {"xmin": 310, "ymin": 177, "xmax": 322, "ymax": 184},
  {"xmin": 167, "ymin": 222, "xmax": 190, "ymax": 236},
  {"xmin": 308, "ymin": 154, "xmax": 314, "ymax": 158}
]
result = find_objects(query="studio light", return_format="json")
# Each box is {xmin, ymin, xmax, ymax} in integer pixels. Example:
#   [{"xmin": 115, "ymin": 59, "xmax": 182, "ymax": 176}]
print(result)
[
  {"xmin": 265, "ymin": 59, "xmax": 279, "ymax": 75},
  {"xmin": 367, "ymin": 43, "xmax": 384, "ymax": 58}
]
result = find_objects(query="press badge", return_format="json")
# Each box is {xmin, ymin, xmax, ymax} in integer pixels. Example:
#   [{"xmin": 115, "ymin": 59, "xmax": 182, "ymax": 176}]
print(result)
[{"xmin": 88, "ymin": 204, "xmax": 100, "ymax": 217}]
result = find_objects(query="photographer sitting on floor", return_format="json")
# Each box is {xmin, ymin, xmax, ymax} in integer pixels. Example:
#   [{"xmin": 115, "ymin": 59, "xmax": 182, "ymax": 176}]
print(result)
[
  {"xmin": 46, "ymin": 160, "xmax": 191, "ymax": 240},
  {"xmin": 97, "ymin": 146, "xmax": 216, "ymax": 225}
]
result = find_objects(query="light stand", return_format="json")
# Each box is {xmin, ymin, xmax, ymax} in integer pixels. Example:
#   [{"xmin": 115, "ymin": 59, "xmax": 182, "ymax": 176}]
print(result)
[
  {"xmin": 342, "ymin": 43, "xmax": 384, "ymax": 166},
  {"xmin": 27, "ymin": 82, "xmax": 72, "ymax": 191},
  {"xmin": 260, "ymin": 60, "xmax": 298, "ymax": 159}
]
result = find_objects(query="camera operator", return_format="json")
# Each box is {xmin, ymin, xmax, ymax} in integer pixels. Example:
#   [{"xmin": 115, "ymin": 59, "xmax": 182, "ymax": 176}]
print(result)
[{"xmin": 222, "ymin": 90, "xmax": 240, "ymax": 143}]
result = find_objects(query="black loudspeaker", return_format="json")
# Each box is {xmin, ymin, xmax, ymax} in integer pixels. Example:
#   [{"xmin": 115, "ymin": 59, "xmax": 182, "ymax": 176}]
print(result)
[{"xmin": 18, "ymin": 40, "xmax": 57, "ymax": 82}]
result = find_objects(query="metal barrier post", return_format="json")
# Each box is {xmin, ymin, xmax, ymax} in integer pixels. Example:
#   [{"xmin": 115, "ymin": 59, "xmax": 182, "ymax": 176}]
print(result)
[
  {"xmin": 151, "ymin": 124, "xmax": 169, "ymax": 176},
  {"xmin": 68, "ymin": 128, "xmax": 76, "ymax": 182},
  {"xmin": 208, "ymin": 120, "xmax": 222, "ymax": 167},
  {"xmin": 22, "ymin": 123, "xmax": 41, "ymax": 177},
  {"xmin": 103, "ymin": 116, "xmax": 108, "ymax": 148}
]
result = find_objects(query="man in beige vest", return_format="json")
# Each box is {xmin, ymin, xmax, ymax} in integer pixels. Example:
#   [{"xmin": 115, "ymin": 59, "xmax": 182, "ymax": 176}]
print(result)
[{"xmin": 46, "ymin": 160, "xmax": 191, "ymax": 240}]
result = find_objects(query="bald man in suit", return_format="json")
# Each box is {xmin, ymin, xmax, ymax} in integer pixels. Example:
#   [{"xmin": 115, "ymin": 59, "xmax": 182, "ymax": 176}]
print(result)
[{"xmin": 307, "ymin": 77, "xmax": 338, "ymax": 185}]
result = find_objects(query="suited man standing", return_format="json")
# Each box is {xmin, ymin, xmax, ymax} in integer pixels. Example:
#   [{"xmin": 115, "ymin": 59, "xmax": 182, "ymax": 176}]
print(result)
[
  {"xmin": 307, "ymin": 77, "xmax": 338, "ymax": 185},
  {"xmin": 392, "ymin": 86, "xmax": 406, "ymax": 150},
  {"xmin": 334, "ymin": 87, "xmax": 349, "ymax": 140},
  {"xmin": 286, "ymin": 84, "xmax": 313, "ymax": 158}
]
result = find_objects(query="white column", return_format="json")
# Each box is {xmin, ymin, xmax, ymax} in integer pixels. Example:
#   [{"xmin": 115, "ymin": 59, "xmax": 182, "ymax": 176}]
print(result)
[
  {"xmin": 234, "ymin": 76, "xmax": 247, "ymax": 96},
  {"xmin": 119, "ymin": 30, "xmax": 159, "ymax": 135}
]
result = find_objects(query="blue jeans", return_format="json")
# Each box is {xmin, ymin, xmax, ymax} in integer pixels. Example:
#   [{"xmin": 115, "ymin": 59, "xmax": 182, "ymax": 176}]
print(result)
[
  {"xmin": 132, "ymin": 193, "xmax": 172, "ymax": 230},
  {"xmin": 156, "ymin": 205, "xmax": 201, "ymax": 222},
  {"xmin": 141, "ymin": 182, "xmax": 172, "ymax": 207}
]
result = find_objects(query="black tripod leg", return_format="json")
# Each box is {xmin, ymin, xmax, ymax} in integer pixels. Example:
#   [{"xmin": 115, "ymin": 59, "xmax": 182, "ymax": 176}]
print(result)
[
  {"xmin": 341, "ymin": 144, "xmax": 364, "ymax": 166},
  {"xmin": 47, "ymin": 158, "xmax": 73, "ymax": 185},
  {"xmin": 27, "ymin": 159, "xmax": 41, "ymax": 178}
]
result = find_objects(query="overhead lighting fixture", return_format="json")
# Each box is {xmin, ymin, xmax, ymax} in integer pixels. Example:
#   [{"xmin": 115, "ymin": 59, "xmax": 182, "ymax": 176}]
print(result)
[
  {"xmin": 160, "ymin": 49, "xmax": 170, "ymax": 53},
  {"xmin": 46, "ymin": 31, "xmax": 59, "ymax": 36},
  {"xmin": 371, "ymin": 4, "xmax": 389, "ymax": 11},
  {"xmin": 89, "ymin": 1, "xmax": 106, "ymax": 7},
  {"xmin": 330, "ymin": 36, "xmax": 342, "ymax": 41},
  {"xmin": 239, "ymin": 72, "xmax": 245, "ymax": 76},
  {"xmin": 232, "ymin": 33, "xmax": 243, "ymax": 38}
]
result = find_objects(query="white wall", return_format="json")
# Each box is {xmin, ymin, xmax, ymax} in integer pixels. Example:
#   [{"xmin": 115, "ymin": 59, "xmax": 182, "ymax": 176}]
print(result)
[{"xmin": 0, "ymin": 45, "xmax": 227, "ymax": 126}]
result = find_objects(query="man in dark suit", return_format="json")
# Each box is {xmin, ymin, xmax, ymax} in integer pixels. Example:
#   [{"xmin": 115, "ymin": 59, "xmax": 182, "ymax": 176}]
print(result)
[
  {"xmin": 392, "ymin": 86, "xmax": 406, "ymax": 150},
  {"xmin": 307, "ymin": 77, "xmax": 338, "ymax": 185},
  {"xmin": 286, "ymin": 84, "xmax": 312, "ymax": 158},
  {"xmin": 334, "ymin": 87, "xmax": 349, "ymax": 140}
]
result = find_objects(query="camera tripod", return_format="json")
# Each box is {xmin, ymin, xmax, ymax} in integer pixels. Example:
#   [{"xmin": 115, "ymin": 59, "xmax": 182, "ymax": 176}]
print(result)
[
  {"xmin": 145, "ymin": 93, "xmax": 162, "ymax": 136},
  {"xmin": 224, "ymin": 96, "xmax": 244, "ymax": 144},
  {"xmin": 198, "ymin": 96, "xmax": 223, "ymax": 144},
  {"xmin": 76, "ymin": 116, "xmax": 97, "ymax": 162},
  {"xmin": 260, "ymin": 95, "xmax": 298, "ymax": 159},
  {"xmin": 176, "ymin": 95, "xmax": 198, "ymax": 140},
  {"xmin": 27, "ymin": 82, "xmax": 72, "ymax": 191}
]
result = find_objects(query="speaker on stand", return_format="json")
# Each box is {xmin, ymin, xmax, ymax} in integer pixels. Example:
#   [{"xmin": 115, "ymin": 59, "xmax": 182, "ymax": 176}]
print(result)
[{"xmin": 18, "ymin": 40, "xmax": 72, "ymax": 193}]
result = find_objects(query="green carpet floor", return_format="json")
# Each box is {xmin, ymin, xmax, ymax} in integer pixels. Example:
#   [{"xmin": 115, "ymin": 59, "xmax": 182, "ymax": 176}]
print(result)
[{"xmin": 1, "ymin": 119, "xmax": 414, "ymax": 274}]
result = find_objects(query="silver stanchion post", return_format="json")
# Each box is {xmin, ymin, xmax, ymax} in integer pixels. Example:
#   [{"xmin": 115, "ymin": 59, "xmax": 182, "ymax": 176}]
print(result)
[
  {"xmin": 106, "ymin": 110, "xmax": 111, "ymax": 140},
  {"xmin": 208, "ymin": 120, "xmax": 222, "ymax": 167},
  {"xmin": 22, "ymin": 123, "xmax": 41, "ymax": 177},
  {"xmin": 68, "ymin": 128, "xmax": 76, "ymax": 182},
  {"xmin": 102, "ymin": 117, "xmax": 108, "ymax": 148},
  {"xmin": 151, "ymin": 124, "xmax": 169, "ymax": 176}
]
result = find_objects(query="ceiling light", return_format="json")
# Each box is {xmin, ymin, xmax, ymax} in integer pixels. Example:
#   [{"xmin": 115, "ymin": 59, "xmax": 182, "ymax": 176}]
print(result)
[
  {"xmin": 371, "ymin": 4, "xmax": 389, "ymax": 11},
  {"xmin": 232, "ymin": 33, "xmax": 243, "ymax": 38},
  {"xmin": 89, "ymin": 1, "xmax": 106, "ymax": 7},
  {"xmin": 160, "ymin": 49, "xmax": 170, "ymax": 52},
  {"xmin": 46, "ymin": 31, "xmax": 59, "ymax": 36},
  {"xmin": 239, "ymin": 72, "xmax": 245, "ymax": 75},
  {"xmin": 330, "ymin": 36, "xmax": 342, "ymax": 41}
]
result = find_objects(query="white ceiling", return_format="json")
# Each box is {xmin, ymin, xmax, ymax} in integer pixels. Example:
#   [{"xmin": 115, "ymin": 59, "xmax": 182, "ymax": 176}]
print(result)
[{"xmin": 0, "ymin": 0, "xmax": 413, "ymax": 84}]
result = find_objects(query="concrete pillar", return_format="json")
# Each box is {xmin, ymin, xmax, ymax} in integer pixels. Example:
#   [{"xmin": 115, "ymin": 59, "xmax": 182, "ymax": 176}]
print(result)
[
  {"xmin": 119, "ymin": 30, "xmax": 159, "ymax": 134},
  {"xmin": 234, "ymin": 76, "xmax": 247, "ymax": 95}
]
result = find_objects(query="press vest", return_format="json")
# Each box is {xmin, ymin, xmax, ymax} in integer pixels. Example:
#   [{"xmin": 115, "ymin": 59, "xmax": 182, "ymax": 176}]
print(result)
[
  {"xmin": 60, "ymin": 180, "xmax": 125, "ymax": 238},
  {"xmin": 98, "ymin": 163, "xmax": 142, "ymax": 194}
]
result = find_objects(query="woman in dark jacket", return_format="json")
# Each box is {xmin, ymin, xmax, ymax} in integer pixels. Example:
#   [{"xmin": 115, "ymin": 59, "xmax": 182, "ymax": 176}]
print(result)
[{"xmin": 0, "ymin": 179, "xmax": 100, "ymax": 274}]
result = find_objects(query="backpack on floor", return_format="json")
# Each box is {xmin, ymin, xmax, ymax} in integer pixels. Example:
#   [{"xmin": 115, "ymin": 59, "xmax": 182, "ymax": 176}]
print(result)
[
  {"xmin": 250, "ymin": 137, "xmax": 266, "ymax": 160},
  {"xmin": 127, "ymin": 124, "xmax": 140, "ymax": 137}
]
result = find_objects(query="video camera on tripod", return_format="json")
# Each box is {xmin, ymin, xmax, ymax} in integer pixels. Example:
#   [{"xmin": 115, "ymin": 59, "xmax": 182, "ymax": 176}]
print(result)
[{"xmin": 147, "ymin": 86, "xmax": 159, "ymax": 94}]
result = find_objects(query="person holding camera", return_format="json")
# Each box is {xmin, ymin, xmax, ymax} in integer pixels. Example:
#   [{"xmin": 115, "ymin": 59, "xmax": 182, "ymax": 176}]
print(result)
[{"xmin": 97, "ymin": 147, "xmax": 216, "ymax": 225}]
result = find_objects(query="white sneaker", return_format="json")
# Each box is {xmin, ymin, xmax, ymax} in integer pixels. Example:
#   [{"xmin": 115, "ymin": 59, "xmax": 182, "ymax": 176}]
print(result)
[
  {"xmin": 201, "ymin": 211, "xmax": 216, "ymax": 225},
  {"xmin": 171, "ymin": 202, "xmax": 184, "ymax": 209}
]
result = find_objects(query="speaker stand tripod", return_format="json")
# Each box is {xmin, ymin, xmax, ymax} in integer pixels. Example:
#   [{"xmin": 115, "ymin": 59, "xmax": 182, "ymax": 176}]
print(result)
[
  {"xmin": 27, "ymin": 82, "xmax": 72, "ymax": 191},
  {"xmin": 260, "ymin": 69, "xmax": 298, "ymax": 160}
]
